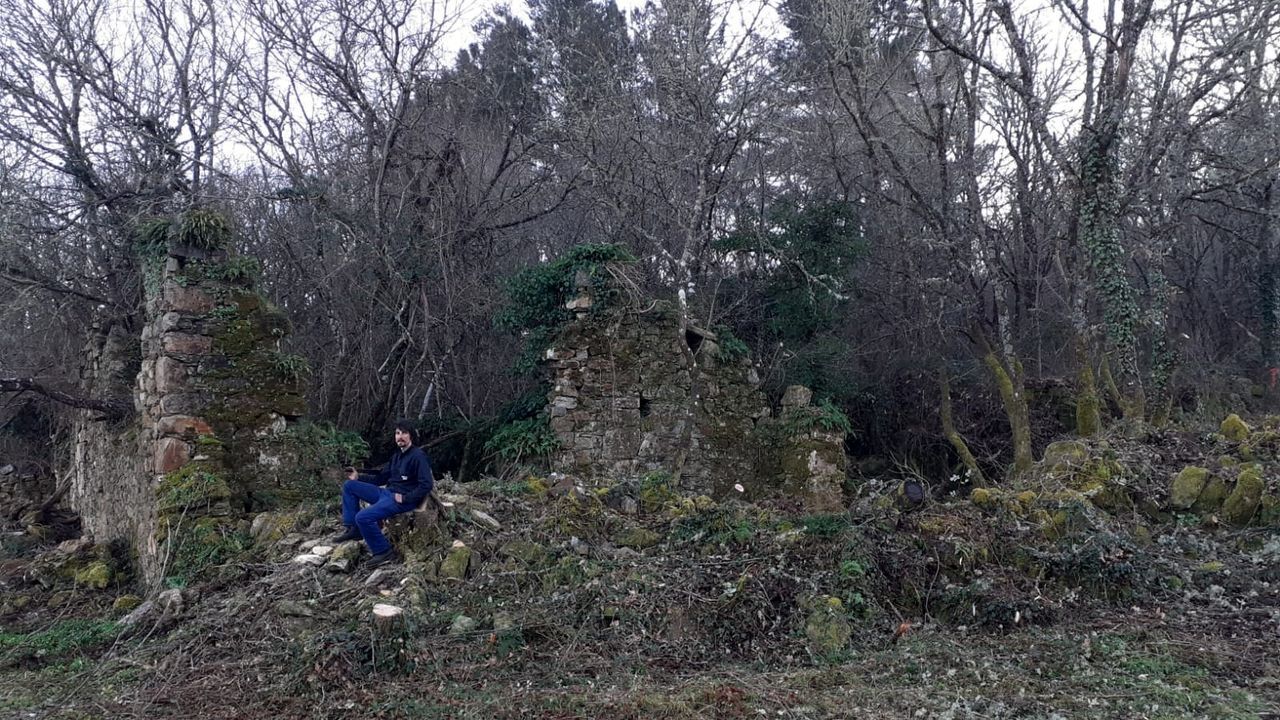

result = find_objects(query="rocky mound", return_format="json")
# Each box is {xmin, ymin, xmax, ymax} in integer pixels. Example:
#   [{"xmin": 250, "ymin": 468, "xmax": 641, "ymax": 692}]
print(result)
[{"xmin": 1, "ymin": 418, "xmax": 1277, "ymax": 718}]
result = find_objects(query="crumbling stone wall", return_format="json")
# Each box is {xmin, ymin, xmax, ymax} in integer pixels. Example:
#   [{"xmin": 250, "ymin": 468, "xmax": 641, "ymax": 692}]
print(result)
[
  {"xmin": 0, "ymin": 462, "xmax": 52, "ymax": 522},
  {"xmin": 69, "ymin": 224, "xmax": 305, "ymax": 585},
  {"xmin": 546, "ymin": 298, "xmax": 847, "ymax": 508},
  {"xmin": 69, "ymin": 321, "xmax": 152, "ymax": 570}
]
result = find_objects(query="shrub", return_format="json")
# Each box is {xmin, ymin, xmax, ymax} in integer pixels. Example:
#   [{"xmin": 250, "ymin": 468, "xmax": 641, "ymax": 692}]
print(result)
[{"xmin": 484, "ymin": 417, "xmax": 559, "ymax": 464}]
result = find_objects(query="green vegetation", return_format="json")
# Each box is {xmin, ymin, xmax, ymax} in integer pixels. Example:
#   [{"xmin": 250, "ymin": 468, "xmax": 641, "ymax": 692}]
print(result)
[
  {"xmin": 270, "ymin": 352, "xmax": 312, "ymax": 384},
  {"xmin": 495, "ymin": 243, "xmax": 635, "ymax": 375},
  {"xmin": 671, "ymin": 504, "xmax": 761, "ymax": 546},
  {"xmin": 483, "ymin": 417, "xmax": 558, "ymax": 463},
  {"xmin": 799, "ymin": 513, "xmax": 850, "ymax": 538},
  {"xmin": 157, "ymin": 465, "xmax": 232, "ymax": 515},
  {"xmin": 638, "ymin": 470, "xmax": 678, "ymax": 512},
  {"xmin": 174, "ymin": 208, "xmax": 233, "ymax": 250},
  {"xmin": 165, "ymin": 519, "xmax": 250, "ymax": 588},
  {"xmin": 204, "ymin": 256, "xmax": 261, "ymax": 285},
  {"xmin": 422, "ymin": 387, "xmax": 558, "ymax": 479},
  {"xmin": 712, "ymin": 325, "xmax": 750, "ymax": 362},
  {"xmin": 0, "ymin": 619, "xmax": 119, "ymax": 668},
  {"xmin": 253, "ymin": 422, "xmax": 370, "ymax": 504},
  {"xmin": 783, "ymin": 398, "xmax": 853, "ymax": 436}
]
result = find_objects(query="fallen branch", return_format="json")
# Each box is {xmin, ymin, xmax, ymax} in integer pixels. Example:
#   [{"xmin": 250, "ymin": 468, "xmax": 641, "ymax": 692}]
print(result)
[{"xmin": 0, "ymin": 377, "xmax": 133, "ymax": 419}]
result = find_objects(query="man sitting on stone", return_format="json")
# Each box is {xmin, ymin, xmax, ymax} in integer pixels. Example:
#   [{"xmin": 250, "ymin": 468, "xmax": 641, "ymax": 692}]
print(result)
[{"xmin": 331, "ymin": 419, "xmax": 434, "ymax": 567}]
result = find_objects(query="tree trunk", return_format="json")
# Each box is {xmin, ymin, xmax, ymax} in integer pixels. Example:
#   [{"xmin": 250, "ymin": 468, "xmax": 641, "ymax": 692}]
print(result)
[
  {"xmin": 1074, "ymin": 336, "xmax": 1101, "ymax": 437},
  {"xmin": 976, "ymin": 333, "xmax": 1034, "ymax": 478},
  {"xmin": 938, "ymin": 367, "xmax": 987, "ymax": 487}
]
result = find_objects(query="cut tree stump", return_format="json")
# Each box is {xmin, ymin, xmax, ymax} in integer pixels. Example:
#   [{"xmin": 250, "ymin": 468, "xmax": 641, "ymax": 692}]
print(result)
[{"xmin": 371, "ymin": 603, "xmax": 412, "ymax": 672}]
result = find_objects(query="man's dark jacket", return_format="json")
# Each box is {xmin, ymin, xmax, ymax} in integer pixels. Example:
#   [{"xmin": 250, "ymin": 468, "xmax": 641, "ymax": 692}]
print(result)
[{"xmin": 357, "ymin": 446, "xmax": 434, "ymax": 507}]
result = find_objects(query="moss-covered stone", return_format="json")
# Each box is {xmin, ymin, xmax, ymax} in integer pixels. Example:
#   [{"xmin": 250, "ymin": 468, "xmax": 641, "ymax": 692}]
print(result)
[
  {"xmin": 1132, "ymin": 525, "xmax": 1152, "ymax": 545},
  {"xmin": 1222, "ymin": 465, "xmax": 1263, "ymax": 526},
  {"xmin": 804, "ymin": 595, "xmax": 851, "ymax": 659},
  {"xmin": 249, "ymin": 510, "xmax": 302, "ymax": 545},
  {"xmin": 157, "ymin": 464, "xmax": 232, "ymax": 516},
  {"xmin": 1042, "ymin": 440, "xmax": 1089, "ymax": 468},
  {"xmin": 1221, "ymin": 414, "xmax": 1250, "ymax": 442},
  {"xmin": 324, "ymin": 541, "xmax": 362, "ymax": 573},
  {"xmin": 440, "ymin": 543, "xmax": 473, "ymax": 580},
  {"xmin": 1192, "ymin": 477, "xmax": 1229, "ymax": 514},
  {"xmin": 499, "ymin": 540, "xmax": 549, "ymax": 567},
  {"xmin": 614, "ymin": 527, "xmax": 662, "ymax": 550},
  {"xmin": 970, "ymin": 488, "xmax": 995, "ymax": 508},
  {"xmin": 74, "ymin": 562, "xmax": 112, "ymax": 590},
  {"xmin": 1259, "ymin": 495, "xmax": 1280, "ymax": 525},
  {"xmin": 1169, "ymin": 466, "xmax": 1210, "ymax": 510},
  {"xmin": 113, "ymin": 594, "xmax": 143, "ymax": 612}
]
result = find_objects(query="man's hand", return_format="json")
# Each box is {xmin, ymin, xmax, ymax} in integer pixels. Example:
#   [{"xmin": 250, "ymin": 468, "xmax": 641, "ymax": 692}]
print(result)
[
  {"xmin": 394, "ymin": 493, "xmax": 404, "ymax": 503},
  {"xmin": 345, "ymin": 467, "xmax": 358, "ymax": 480}
]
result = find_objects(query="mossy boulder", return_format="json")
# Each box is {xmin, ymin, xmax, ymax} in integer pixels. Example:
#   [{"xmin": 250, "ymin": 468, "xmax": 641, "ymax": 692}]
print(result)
[
  {"xmin": 1221, "ymin": 414, "xmax": 1250, "ymax": 442},
  {"xmin": 74, "ymin": 562, "xmax": 112, "ymax": 590},
  {"xmin": 970, "ymin": 488, "xmax": 996, "ymax": 508},
  {"xmin": 804, "ymin": 595, "xmax": 851, "ymax": 659},
  {"xmin": 1042, "ymin": 440, "xmax": 1089, "ymax": 468},
  {"xmin": 323, "ymin": 541, "xmax": 362, "ymax": 573},
  {"xmin": 1259, "ymin": 495, "xmax": 1280, "ymax": 525},
  {"xmin": 1192, "ymin": 478, "xmax": 1230, "ymax": 514},
  {"xmin": 1169, "ymin": 466, "xmax": 1211, "ymax": 510},
  {"xmin": 249, "ymin": 510, "xmax": 303, "ymax": 545},
  {"xmin": 1222, "ymin": 465, "xmax": 1263, "ymax": 526},
  {"xmin": 113, "ymin": 594, "xmax": 143, "ymax": 612}
]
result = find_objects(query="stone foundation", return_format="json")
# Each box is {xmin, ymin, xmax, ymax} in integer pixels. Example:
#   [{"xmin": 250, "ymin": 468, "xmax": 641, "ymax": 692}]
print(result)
[{"xmin": 545, "ymin": 295, "xmax": 847, "ymax": 507}]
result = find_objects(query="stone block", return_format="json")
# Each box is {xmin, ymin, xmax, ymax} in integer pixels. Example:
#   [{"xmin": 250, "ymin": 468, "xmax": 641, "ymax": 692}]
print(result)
[
  {"xmin": 154, "ymin": 437, "xmax": 191, "ymax": 474},
  {"xmin": 158, "ymin": 312, "xmax": 186, "ymax": 333},
  {"xmin": 162, "ymin": 333, "xmax": 213, "ymax": 356},
  {"xmin": 159, "ymin": 393, "xmax": 208, "ymax": 416},
  {"xmin": 781, "ymin": 385, "xmax": 813, "ymax": 408},
  {"xmin": 612, "ymin": 396, "xmax": 641, "ymax": 410},
  {"xmin": 154, "ymin": 356, "xmax": 188, "ymax": 393},
  {"xmin": 157, "ymin": 415, "xmax": 214, "ymax": 438},
  {"xmin": 163, "ymin": 283, "xmax": 215, "ymax": 314},
  {"xmin": 552, "ymin": 396, "xmax": 578, "ymax": 410}
]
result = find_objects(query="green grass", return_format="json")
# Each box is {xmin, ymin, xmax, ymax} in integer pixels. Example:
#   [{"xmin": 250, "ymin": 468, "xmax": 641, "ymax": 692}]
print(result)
[{"xmin": 0, "ymin": 618, "xmax": 119, "ymax": 667}]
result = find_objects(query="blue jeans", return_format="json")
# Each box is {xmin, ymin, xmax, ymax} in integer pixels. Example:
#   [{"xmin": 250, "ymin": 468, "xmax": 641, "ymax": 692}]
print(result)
[{"xmin": 341, "ymin": 480, "xmax": 412, "ymax": 555}]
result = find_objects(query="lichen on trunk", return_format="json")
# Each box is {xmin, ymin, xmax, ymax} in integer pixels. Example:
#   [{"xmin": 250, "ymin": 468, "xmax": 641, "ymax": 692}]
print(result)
[{"xmin": 938, "ymin": 367, "xmax": 986, "ymax": 487}]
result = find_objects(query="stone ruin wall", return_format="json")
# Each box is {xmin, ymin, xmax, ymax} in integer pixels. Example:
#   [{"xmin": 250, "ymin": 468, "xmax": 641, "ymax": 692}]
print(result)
[
  {"xmin": 69, "ymin": 322, "xmax": 152, "ymax": 571},
  {"xmin": 546, "ymin": 301, "xmax": 848, "ymax": 510},
  {"xmin": 68, "ymin": 239, "xmax": 304, "ymax": 585},
  {"xmin": 0, "ymin": 463, "xmax": 54, "ymax": 523}
]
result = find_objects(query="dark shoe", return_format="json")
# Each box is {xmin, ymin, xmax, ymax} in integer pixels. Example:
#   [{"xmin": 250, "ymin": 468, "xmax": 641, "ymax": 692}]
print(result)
[
  {"xmin": 366, "ymin": 550, "xmax": 399, "ymax": 568},
  {"xmin": 330, "ymin": 526, "xmax": 361, "ymax": 543}
]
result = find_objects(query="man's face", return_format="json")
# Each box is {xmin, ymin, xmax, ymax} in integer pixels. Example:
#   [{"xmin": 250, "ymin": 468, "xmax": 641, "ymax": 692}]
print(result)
[{"xmin": 394, "ymin": 428, "xmax": 412, "ymax": 449}]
